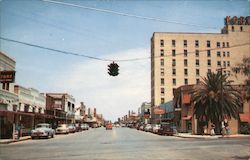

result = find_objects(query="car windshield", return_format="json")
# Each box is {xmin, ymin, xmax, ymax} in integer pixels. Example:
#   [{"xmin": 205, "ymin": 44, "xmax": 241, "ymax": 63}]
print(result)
[
  {"xmin": 58, "ymin": 124, "xmax": 67, "ymax": 128},
  {"xmin": 36, "ymin": 124, "xmax": 49, "ymax": 128}
]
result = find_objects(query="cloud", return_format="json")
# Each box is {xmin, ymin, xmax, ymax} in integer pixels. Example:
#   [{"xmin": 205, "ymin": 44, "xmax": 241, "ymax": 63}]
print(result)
[{"xmin": 50, "ymin": 48, "xmax": 150, "ymax": 121}]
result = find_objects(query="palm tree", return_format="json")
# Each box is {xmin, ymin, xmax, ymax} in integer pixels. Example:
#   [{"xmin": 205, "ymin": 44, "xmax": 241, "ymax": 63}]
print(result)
[
  {"xmin": 192, "ymin": 72, "xmax": 242, "ymax": 126},
  {"xmin": 232, "ymin": 57, "xmax": 250, "ymax": 101}
]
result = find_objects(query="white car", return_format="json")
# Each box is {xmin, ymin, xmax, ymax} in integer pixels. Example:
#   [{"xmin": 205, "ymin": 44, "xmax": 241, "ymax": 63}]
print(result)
[
  {"xmin": 152, "ymin": 124, "xmax": 161, "ymax": 133},
  {"xmin": 31, "ymin": 123, "xmax": 55, "ymax": 139},
  {"xmin": 56, "ymin": 124, "xmax": 69, "ymax": 134},
  {"xmin": 144, "ymin": 124, "xmax": 152, "ymax": 132}
]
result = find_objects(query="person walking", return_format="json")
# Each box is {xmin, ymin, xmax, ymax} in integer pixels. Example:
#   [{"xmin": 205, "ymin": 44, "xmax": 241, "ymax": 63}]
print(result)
[
  {"xmin": 221, "ymin": 121, "xmax": 226, "ymax": 137},
  {"xmin": 210, "ymin": 124, "xmax": 215, "ymax": 136}
]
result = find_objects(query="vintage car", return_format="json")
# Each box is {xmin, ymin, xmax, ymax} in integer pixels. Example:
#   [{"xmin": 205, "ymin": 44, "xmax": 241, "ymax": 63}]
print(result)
[
  {"xmin": 56, "ymin": 124, "xmax": 69, "ymax": 134},
  {"xmin": 68, "ymin": 124, "xmax": 76, "ymax": 133},
  {"xmin": 106, "ymin": 123, "xmax": 112, "ymax": 130},
  {"xmin": 81, "ymin": 123, "xmax": 89, "ymax": 130},
  {"xmin": 31, "ymin": 123, "xmax": 55, "ymax": 139}
]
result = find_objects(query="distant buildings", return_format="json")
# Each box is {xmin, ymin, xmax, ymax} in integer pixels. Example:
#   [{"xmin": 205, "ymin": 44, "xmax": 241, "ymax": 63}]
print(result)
[{"xmin": 0, "ymin": 52, "xmax": 105, "ymax": 139}]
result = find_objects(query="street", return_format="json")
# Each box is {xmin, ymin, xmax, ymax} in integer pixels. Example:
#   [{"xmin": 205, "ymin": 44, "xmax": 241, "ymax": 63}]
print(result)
[{"xmin": 0, "ymin": 127, "xmax": 249, "ymax": 160}]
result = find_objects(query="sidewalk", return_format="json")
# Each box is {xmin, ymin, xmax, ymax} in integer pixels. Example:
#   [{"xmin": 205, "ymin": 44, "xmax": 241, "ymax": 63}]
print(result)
[
  {"xmin": 0, "ymin": 136, "xmax": 31, "ymax": 144},
  {"xmin": 174, "ymin": 133, "xmax": 250, "ymax": 139}
]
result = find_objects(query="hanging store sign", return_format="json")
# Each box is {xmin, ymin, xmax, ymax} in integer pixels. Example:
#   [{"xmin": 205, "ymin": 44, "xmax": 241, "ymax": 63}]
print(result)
[{"xmin": 0, "ymin": 70, "xmax": 15, "ymax": 83}]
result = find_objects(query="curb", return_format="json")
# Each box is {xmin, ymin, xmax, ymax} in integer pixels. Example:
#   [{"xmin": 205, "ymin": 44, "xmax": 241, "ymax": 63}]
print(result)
[
  {"xmin": 174, "ymin": 135, "xmax": 219, "ymax": 139},
  {"xmin": 0, "ymin": 137, "xmax": 31, "ymax": 144}
]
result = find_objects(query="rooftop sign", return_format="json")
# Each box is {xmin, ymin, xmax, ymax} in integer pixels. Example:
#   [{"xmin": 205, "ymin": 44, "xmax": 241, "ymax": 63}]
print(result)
[{"xmin": 225, "ymin": 16, "xmax": 250, "ymax": 25}]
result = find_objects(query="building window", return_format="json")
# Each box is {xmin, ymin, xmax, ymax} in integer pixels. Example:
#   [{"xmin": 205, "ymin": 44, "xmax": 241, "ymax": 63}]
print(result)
[
  {"xmin": 217, "ymin": 42, "xmax": 220, "ymax": 48},
  {"xmin": 13, "ymin": 105, "xmax": 17, "ymax": 112},
  {"xmin": 172, "ymin": 40, "xmax": 176, "ymax": 47},
  {"xmin": 222, "ymin": 42, "xmax": 225, "ymax": 48},
  {"xmin": 160, "ymin": 68, "xmax": 164, "ymax": 76},
  {"xmin": 223, "ymin": 52, "xmax": 226, "ymax": 57},
  {"xmin": 184, "ymin": 40, "xmax": 187, "ymax": 47},
  {"xmin": 195, "ymin": 40, "xmax": 199, "ymax": 47},
  {"xmin": 240, "ymin": 26, "xmax": 243, "ymax": 32},
  {"xmin": 172, "ymin": 68, "xmax": 176, "ymax": 76},
  {"xmin": 196, "ymin": 59, "xmax": 200, "ymax": 66},
  {"xmin": 160, "ymin": 49, "xmax": 164, "ymax": 57},
  {"xmin": 161, "ymin": 88, "xmax": 164, "ymax": 95},
  {"xmin": 232, "ymin": 26, "xmax": 234, "ymax": 32},
  {"xmin": 217, "ymin": 61, "xmax": 221, "ymax": 67},
  {"xmin": 184, "ymin": 59, "xmax": 188, "ymax": 67},
  {"xmin": 160, "ymin": 40, "xmax": 164, "ymax": 47},
  {"xmin": 172, "ymin": 49, "xmax": 176, "ymax": 57},
  {"xmin": 161, "ymin": 98, "xmax": 165, "ymax": 104},
  {"xmin": 207, "ymin": 50, "xmax": 211, "ymax": 57},
  {"xmin": 228, "ymin": 71, "xmax": 231, "ymax": 76},
  {"xmin": 38, "ymin": 108, "xmax": 42, "ymax": 114},
  {"xmin": 161, "ymin": 78, "xmax": 164, "ymax": 86},
  {"xmin": 160, "ymin": 59, "xmax": 164, "ymax": 66},
  {"xmin": 223, "ymin": 61, "xmax": 226, "ymax": 67},
  {"xmin": 227, "ymin": 42, "xmax": 230, "ymax": 48},
  {"xmin": 32, "ymin": 107, "xmax": 36, "ymax": 113},
  {"xmin": 227, "ymin": 61, "xmax": 230, "ymax": 67},
  {"xmin": 184, "ymin": 79, "xmax": 188, "ymax": 85},
  {"xmin": 217, "ymin": 51, "xmax": 221, "ymax": 57},
  {"xmin": 196, "ymin": 69, "xmax": 200, "ymax": 76},
  {"xmin": 24, "ymin": 105, "xmax": 29, "ymax": 112},
  {"xmin": 173, "ymin": 78, "xmax": 176, "ymax": 86},
  {"xmin": 207, "ymin": 40, "xmax": 211, "ymax": 48},
  {"xmin": 195, "ymin": 50, "xmax": 199, "ymax": 57},
  {"xmin": 196, "ymin": 79, "xmax": 200, "ymax": 84},
  {"xmin": 227, "ymin": 52, "xmax": 230, "ymax": 57},
  {"xmin": 184, "ymin": 50, "xmax": 188, "ymax": 57},
  {"xmin": 184, "ymin": 69, "xmax": 188, "ymax": 76},
  {"xmin": 172, "ymin": 59, "xmax": 176, "ymax": 66},
  {"xmin": 207, "ymin": 59, "xmax": 211, "ymax": 66}
]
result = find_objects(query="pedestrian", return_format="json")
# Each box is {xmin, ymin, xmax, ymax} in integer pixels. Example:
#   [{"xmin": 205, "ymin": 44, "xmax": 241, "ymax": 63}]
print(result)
[
  {"xmin": 203, "ymin": 126, "xmax": 208, "ymax": 135},
  {"xmin": 221, "ymin": 121, "xmax": 226, "ymax": 137},
  {"xmin": 210, "ymin": 124, "xmax": 215, "ymax": 136}
]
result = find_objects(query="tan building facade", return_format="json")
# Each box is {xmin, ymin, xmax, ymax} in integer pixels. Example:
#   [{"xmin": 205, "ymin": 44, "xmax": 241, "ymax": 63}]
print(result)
[{"xmin": 151, "ymin": 16, "xmax": 250, "ymax": 109}]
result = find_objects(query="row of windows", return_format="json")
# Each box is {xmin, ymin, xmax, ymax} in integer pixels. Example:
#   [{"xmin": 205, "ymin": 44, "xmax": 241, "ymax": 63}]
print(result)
[
  {"xmin": 160, "ymin": 59, "xmax": 230, "ymax": 67},
  {"xmin": 160, "ymin": 49, "xmax": 230, "ymax": 58},
  {"xmin": 160, "ymin": 65, "xmax": 230, "ymax": 77},
  {"xmin": 160, "ymin": 39, "xmax": 230, "ymax": 48}
]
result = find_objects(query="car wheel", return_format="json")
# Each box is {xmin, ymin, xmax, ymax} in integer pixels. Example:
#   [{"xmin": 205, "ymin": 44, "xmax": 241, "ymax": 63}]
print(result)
[{"xmin": 31, "ymin": 136, "xmax": 35, "ymax": 139}]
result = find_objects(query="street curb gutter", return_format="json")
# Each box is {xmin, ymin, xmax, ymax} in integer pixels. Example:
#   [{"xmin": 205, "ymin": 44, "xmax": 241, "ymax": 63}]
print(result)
[{"xmin": 0, "ymin": 137, "xmax": 31, "ymax": 144}]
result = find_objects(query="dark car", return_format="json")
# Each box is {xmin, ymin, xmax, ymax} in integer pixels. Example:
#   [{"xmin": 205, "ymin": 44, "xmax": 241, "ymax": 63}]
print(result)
[{"xmin": 158, "ymin": 122, "xmax": 175, "ymax": 136}]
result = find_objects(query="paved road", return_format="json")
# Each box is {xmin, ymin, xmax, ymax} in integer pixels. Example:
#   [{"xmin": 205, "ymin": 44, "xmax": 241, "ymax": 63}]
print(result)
[{"xmin": 0, "ymin": 127, "xmax": 249, "ymax": 160}]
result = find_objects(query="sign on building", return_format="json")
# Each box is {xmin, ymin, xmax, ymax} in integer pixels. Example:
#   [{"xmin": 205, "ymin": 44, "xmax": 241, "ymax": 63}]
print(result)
[{"xmin": 0, "ymin": 70, "xmax": 15, "ymax": 83}]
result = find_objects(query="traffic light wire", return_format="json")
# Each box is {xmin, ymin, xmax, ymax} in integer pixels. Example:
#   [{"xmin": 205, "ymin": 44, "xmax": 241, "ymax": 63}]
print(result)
[{"xmin": 0, "ymin": 36, "xmax": 249, "ymax": 62}]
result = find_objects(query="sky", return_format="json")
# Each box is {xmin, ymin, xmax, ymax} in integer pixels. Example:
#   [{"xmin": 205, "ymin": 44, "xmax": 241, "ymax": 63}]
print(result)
[{"xmin": 0, "ymin": 0, "xmax": 249, "ymax": 122}]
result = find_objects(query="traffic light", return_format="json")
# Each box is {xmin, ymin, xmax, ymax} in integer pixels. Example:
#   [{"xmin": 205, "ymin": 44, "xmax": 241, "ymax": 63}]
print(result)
[{"xmin": 108, "ymin": 61, "xmax": 119, "ymax": 76}]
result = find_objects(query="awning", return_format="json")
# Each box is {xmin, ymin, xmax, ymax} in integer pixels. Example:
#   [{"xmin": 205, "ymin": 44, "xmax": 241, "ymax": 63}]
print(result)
[
  {"xmin": 182, "ymin": 94, "xmax": 191, "ymax": 104},
  {"xmin": 182, "ymin": 115, "xmax": 192, "ymax": 120},
  {"xmin": 239, "ymin": 113, "xmax": 250, "ymax": 122}
]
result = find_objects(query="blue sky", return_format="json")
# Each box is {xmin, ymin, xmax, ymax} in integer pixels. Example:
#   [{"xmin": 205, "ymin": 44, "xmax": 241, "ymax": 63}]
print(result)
[{"xmin": 0, "ymin": 0, "xmax": 249, "ymax": 121}]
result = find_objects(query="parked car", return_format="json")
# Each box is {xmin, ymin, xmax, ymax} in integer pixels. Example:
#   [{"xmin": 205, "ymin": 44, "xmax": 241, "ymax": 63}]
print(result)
[
  {"xmin": 152, "ymin": 124, "xmax": 161, "ymax": 134},
  {"xmin": 56, "ymin": 124, "xmax": 69, "ymax": 134},
  {"xmin": 144, "ymin": 124, "xmax": 152, "ymax": 132},
  {"xmin": 81, "ymin": 123, "xmax": 89, "ymax": 130},
  {"xmin": 75, "ymin": 123, "xmax": 82, "ymax": 132},
  {"xmin": 31, "ymin": 123, "xmax": 55, "ymax": 139},
  {"xmin": 106, "ymin": 123, "xmax": 112, "ymax": 130},
  {"xmin": 68, "ymin": 124, "xmax": 76, "ymax": 133},
  {"xmin": 158, "ymin": 122, "xmax": 175, "ymax": 136},
  {"xmin": 139, "ymin": 124, "xmax": 145, "ymax": 131}
]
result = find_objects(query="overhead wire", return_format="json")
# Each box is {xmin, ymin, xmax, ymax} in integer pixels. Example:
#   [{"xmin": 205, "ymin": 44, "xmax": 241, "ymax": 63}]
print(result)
[
  {"xmin": 1, "ymin": 36, "xmax": 249, "ymax": 62},
  {"xmin": 41, "ymin": 0, "xmax": 219, "ymax": 30}
]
